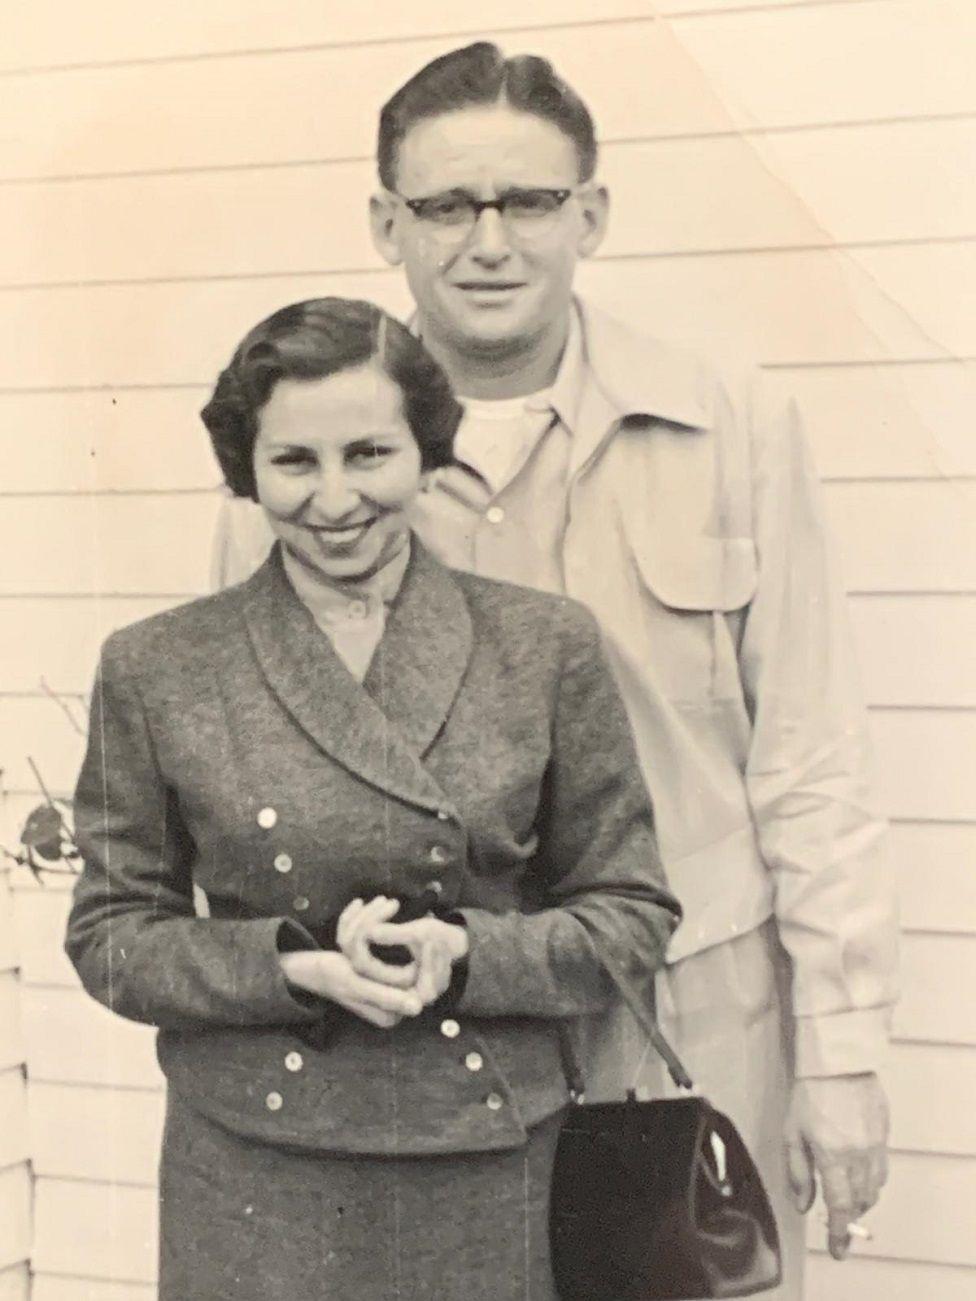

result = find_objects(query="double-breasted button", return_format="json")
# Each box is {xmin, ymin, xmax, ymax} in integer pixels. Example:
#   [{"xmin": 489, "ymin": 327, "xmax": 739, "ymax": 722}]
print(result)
[
  {"xmin": 440, "ymin": 1019, "xmax": 460, "ymax": 1039},
  {"xmin": 429, "ymin": 846, "xmax": 448, "ymax": 865},
  {"xmin": 292, "ymin": 896, "xmax": 310, "ymax": 912},
  {"xmin": 485, "ymin": 1092, "xmax": 504, "ymax": 1111},
  {"xmin": 425, "ymin": 879, "xmax": 444, "ymax": 899},
  {"xmin": 284, "ymin": 1051, "xmax": 303, "ymax": 1072},
  {"xmin": 257, "ymin": 807, "xmax": 278, "ymax": 830},
  {"xmin": 436, "ymin": 810, "xmax": 450, "ymax": 822},
  {"xmin": 465, "ymin": 1052, "xmax": 484, "ymax": 1073},
  {"xmin": 265, "ymin": 1091, "xmax": 283, "ymax": 1111},
  {"xmin": 274, "ymin": 853, "xmax": 293, "ymax": 874},
  {"xmin": 486, "ymin": 506, "xmax": 505, "ymax": 525}
]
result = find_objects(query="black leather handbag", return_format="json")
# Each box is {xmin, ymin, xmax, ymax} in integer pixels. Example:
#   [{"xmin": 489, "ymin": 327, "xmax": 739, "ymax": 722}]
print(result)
[{"xmin": 549, "ymin": 977, "xmax": 782, "ymax": 1300}]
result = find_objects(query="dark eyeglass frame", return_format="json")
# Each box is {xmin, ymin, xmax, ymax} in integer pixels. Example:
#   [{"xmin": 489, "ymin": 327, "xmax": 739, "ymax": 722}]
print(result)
[{"xmin": 397, "ymin": 187, "xmax": 577, "ymax": 224}]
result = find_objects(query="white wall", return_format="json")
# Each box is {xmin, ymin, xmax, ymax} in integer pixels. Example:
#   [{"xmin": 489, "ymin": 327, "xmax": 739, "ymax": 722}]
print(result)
[{"xmin": 1, "ymin": 2, "xmax": 974, "ymax": 1296}]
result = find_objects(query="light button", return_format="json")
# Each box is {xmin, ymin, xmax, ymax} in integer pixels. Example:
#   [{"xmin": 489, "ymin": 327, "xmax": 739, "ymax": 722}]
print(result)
[
  {"xmin": 486, "ymin": 506, "xmax": 505, "ymax": 525},
  {"xmin": 429, "ymin": 846, "xmax": 448, "ymax": 865},
  {"xmin": 465, "ymin": 1052, "xmax": 484, "ymax": 1073},
  {"xmin": 436, "ymin": 810, "xmax": 450, "ymax": 822},
  {"xmin": 265, "ymin": 1091, "xmax": 283, "ymax": 1112},
  {"xmin": 274, "ymin": 853, "xmax": 293, "ymax": 874},
  {"xmin": 284, "ymin": 1052, "xmax": 303, "ymax": 1072},
  {"xmin": 485, "ymin": 1092, "xmax": 504, "ymax": 1111},
  {"xmin": 292, "ymin": 896, "xmax": 310, "ymax": 912},
  {"xmin": 440, "ymin": 1019, "xmax": 460, "ymax": 1039},
  {"xmin": 347, "ymin": 600, "xmax": 367, "ymax": 620},
  {"xmin": 257, "ymin": 807, "xmax": 278, "ymax": 830}
]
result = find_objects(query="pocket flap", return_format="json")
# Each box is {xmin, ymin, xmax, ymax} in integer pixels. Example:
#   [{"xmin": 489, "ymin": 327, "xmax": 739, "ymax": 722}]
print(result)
[{"xmin": 630, "ymin": 534, "xmax": 758, "ymax": 612}]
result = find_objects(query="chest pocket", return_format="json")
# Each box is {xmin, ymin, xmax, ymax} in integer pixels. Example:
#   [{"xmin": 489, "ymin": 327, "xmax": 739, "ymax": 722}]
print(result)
[{"xmin": 625, "ymin": 530, "xmax": 758, "ymax": 707}]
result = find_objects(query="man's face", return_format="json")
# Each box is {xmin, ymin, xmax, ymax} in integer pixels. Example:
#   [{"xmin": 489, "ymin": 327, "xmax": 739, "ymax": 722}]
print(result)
[{"xmin": 371, "ymin": 104, "xmax": 607, "ymax": 360}]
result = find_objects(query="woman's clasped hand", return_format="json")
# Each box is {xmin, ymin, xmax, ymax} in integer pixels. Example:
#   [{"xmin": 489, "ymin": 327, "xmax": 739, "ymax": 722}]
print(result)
[{"xmin": 280, "ymin": 895, "xmax": 469, "ymax": 1028}]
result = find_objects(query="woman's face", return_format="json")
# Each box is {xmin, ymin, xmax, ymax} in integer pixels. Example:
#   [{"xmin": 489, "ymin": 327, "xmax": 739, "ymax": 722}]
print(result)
[{"xmin": 253, "ymin": 363, "xmax": 424, "ymax": 585}]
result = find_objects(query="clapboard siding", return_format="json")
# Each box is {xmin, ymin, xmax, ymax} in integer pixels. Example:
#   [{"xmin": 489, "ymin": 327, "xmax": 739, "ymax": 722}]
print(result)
[
  {"xmin": 3, "ymin": 479, "xmax": 974, "ymax": 601},
  {"xmin": 808, "ymin": 1255, "xmax": 976, "ymax": 1301},
  {"xmin": 3, "ymin": 359, "xmax": 973, "ymax": 499},
  {"xmin": 803, "ymin": 1151, "xmax": 976, "ymax": 1268},
  {"xmin": 5, "ymin": 4, "xmax": 974, "ymax": 183},
  {"xmin": 0, "ymin": 1069, "xmax": 30, "ymax": 1170},
  {"xmin": 20, "ymin": 986, "xmax": 163, "ymax": 1091},
  {"xmin": 2, "ymin": 3, "xmax": 974, "ymax": 1297},
  {"xmin": 3, "ymin": 591, "xmax": 975, "ymax": 709},
  {"xmin": 31, "ymin": 1180, "xmax": 156, "ymax": 1283},
  {"xmin": 4, "ymin": 695, "xmax": 974, "ymax": 816},
  {"xmin": 0, "ymin": 1265, "xmax": 29, "ymax": 1301},
  {"xmin": 0, "ymin": 974, "xmax": 25, "ymax": 1074},
  {"xmin": 3, "ymin": 245, "xmax": 970, "ymax": 395},
  {"xmin": 0, "ymin": 1166, "xmax": 31, "ymax": 1271},
  {"xmin": 7, "ymin": 118, "xmax": 976, "ymax": 290},
  {"xmin": 31, "ymin": 1282, "xmax": 153, "ymax": 1301},
  {"xmin": 0, "ymin": 1, "xmax": 865, "ymax": 72},
  {"xmin": 29, "ymin": 1083, "xmax": 164, "ymax": 1187}
]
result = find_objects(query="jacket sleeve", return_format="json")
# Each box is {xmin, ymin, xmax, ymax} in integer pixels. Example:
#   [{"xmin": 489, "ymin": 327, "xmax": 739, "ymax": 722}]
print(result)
[
  {"xmin": 456, "ymin": 606, "xmax": 681, "ymax": 1020},
  {"xmin": 65, "ymin": 636, "xmax": 324, "ymax": 1031},
  {"xmin": 739, "ymin": 378, "xmax": 899, "ymax": 1078}
]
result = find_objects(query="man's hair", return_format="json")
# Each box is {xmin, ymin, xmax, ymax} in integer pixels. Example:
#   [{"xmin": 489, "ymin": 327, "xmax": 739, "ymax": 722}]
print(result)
[
  {"xmin": 200, "ymin": 298, "xmax": 461, "ymax": 500},
  {"xmin": 377, "ymin": 42, "xmax": 597, "ymax": 190}
]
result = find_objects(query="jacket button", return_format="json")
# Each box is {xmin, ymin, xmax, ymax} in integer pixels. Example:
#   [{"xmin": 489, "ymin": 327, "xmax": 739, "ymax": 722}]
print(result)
[
  {"xmin": 257, "ymin": 807, "xmax": 278, "ymax": 830},
  {"xmin": 265, "ymin": 1091, "xmax": 283, "ymax": 1111},
  {"xmin": 429, "ymin": 846, "xmax": 448, "ymax": 865},
  {"xmin": 485, "ymin": 1092, "xmax": 504, "ymax": 1111},
  {"xmin": 436, "ymin": 810, "xmax": 450, "ymax": 821},
  {"xmin": 440, "ymin": 1019, "xmax": 460, "ymax": 1039},
  {"xmin": 284, "ymin": 1052, "xmax": 303, "ymax": 1072},
  {"xmin": 465, "ymin": 1052, "xmax": 483, "ymax": 1072},
  {"xmin": 425, "ymin": 879, "xmax": 444, "ymax": 898},
  {"xmin": 292, "ymin": 896, "xmax": 310, "ymax": 912},
  {"xmin": 274, "ymin": 853, "xmax": 293, "ymax": 874},
  {"xmin": 486, "ymin": 506, "xmax": 505, "ymax": 525}
]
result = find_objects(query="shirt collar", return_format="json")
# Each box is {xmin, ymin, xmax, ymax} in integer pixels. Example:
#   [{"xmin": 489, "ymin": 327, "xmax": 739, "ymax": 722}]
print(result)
[{"xmin": 280, "ymin": 536, "xmax": 410, "ymax": 624}]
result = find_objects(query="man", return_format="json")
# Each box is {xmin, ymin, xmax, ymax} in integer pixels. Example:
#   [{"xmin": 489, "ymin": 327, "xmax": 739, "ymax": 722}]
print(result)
[{"xmin": 213, "ymin": 43, "xmax": 898, "ymax": 1297}]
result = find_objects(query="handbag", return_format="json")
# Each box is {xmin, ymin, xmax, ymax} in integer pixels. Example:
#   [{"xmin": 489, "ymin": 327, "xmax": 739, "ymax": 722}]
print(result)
[{"xmin": 549, "ymin": 968, "xmax": 782, "ymax": 1300}]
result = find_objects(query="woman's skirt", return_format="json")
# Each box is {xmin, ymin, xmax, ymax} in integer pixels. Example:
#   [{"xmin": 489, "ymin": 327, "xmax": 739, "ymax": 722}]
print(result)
[{"xmin": 159, "ymin": 1094, "xmax": 564, "ymax": 1301}]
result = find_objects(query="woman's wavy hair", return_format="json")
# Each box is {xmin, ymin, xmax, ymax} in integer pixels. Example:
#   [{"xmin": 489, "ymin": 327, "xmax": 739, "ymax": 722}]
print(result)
[{"xmin": 201, "ymin": 297, "xmax": 462, "ymax": 500}]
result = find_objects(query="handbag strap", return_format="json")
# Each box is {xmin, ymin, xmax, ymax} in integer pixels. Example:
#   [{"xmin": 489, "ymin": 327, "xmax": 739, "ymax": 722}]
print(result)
[{"xmin": 559, "ymin": 960, "xmax": 695, "ymax": 1099}]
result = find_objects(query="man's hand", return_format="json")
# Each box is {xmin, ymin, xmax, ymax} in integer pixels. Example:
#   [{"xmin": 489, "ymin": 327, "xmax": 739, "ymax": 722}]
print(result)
[{"xmin": 784, "ymin": 1073, "xmax": 890, "ymax": 1260}]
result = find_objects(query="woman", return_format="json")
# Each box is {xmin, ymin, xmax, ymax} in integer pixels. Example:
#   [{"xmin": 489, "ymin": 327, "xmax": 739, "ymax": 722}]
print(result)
[{"xmin": 65, "ymin": 298, "xmax": 680, "ymax": 1300}]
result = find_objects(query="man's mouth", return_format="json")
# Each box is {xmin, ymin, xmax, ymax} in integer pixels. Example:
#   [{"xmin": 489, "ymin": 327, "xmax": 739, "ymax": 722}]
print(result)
[{"xmin": 454, "ymin": 281, "xmax": 525, "ymax": 293}]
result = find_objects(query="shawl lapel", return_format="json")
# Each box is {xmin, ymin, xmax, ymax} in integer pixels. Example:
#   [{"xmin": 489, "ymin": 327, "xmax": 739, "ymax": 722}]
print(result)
[{"xmin": 241, "ymin": 544, "xmax": 470, "ymax": 814}]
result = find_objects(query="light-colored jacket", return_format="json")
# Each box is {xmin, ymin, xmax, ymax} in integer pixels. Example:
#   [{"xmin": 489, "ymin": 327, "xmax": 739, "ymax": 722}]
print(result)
[
  {"xmin": 66, "ymin": 543, "xmax": 678, "ymax": 1155},
  {"xmin": 213, "ymin": 299, "xmax": 899, "ymax": 1079}
]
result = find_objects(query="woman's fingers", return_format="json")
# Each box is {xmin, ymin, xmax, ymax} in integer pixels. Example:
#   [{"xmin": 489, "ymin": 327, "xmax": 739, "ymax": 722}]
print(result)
[{"xmin": 338, "ymin": 896, "xmax": 417, "ymax": 986}]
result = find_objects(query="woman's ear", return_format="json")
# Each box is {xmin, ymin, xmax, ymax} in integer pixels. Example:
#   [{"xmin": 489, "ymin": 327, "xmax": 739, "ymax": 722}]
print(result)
[
  {"xmin": 576, "ymin": 184, "xmax": 610, "ymax": 260},
  {"xmin": 370, "ymin": 192, "xmax": 403, "ymax": 267}
]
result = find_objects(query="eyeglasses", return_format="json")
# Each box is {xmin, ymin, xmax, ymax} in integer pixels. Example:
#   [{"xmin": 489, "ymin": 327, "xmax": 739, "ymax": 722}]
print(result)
[{"xmin": 396, "ymin": 187, "xmax": 579, "ymax": 243}]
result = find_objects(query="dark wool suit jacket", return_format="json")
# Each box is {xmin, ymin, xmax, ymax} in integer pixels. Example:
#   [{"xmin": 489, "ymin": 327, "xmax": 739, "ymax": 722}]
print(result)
[{"xmin": 66, "ymin": 542, "xmax": 680, "ymax": 1156}]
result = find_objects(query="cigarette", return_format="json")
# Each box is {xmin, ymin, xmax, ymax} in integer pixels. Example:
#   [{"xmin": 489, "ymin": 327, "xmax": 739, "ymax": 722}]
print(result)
[{"xmin": 820, "ymin": 1216, "xmax": 873, "ymax": 1241}]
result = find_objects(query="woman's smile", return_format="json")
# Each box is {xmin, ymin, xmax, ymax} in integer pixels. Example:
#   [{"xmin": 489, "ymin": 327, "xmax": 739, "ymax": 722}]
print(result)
[{"xmin": 252, "ymin": 364, "xmax": 425, "ymax": 585}]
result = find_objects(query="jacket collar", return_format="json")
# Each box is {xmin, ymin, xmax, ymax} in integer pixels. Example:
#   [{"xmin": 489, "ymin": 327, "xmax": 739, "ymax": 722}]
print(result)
[{"xmin": 241, "ymin": 542, "xmax": 470, "ymax": 814}]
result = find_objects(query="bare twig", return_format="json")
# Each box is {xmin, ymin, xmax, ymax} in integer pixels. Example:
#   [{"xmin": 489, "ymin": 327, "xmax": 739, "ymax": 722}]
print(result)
[
  {"xmin": 39, "ymin": 678, "xmax": 87, "ymax": 736},
  {"xmin": 26, "ymin": 757, "xmax": 55, "ymax": 805}
]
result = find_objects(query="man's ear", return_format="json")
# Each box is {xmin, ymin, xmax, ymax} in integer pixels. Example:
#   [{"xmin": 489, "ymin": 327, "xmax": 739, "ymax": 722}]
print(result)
[
  {"xmin": 576, "ymin": 184, "xmax": 610, "ymax": 260},
  {"xmin": 370, "ymin": 191, "xmax": 403, "ymax": 267}
]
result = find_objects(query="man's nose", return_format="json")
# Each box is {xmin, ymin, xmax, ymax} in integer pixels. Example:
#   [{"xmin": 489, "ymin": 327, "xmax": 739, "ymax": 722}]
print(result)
[{"xmin": 467, "ymin": 205, "xmax": 512, "ymax": 262}]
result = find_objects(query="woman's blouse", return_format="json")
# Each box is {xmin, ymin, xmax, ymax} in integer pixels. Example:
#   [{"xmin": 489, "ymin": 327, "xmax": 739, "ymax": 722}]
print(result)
[{"xmin": 280, "ymin": 541, "xmax": 410, "ymax": 682}]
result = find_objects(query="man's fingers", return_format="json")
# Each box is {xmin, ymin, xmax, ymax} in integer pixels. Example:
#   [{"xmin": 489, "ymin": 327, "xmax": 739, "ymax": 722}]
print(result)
[
  {"xmin": 344, "ymin": 998, "xmax": 402, "ymax": 1029},
  {"xmin": 351, "ymin": 949, "xmax": 419, "ymax": 988},
  {"xmin": 785, "ymin": 1131, "xmax": 816, "ymax": 1214},
  {"xmin": 821, "ymin": 1163, "xmax": 857, "ymax": 1260}
]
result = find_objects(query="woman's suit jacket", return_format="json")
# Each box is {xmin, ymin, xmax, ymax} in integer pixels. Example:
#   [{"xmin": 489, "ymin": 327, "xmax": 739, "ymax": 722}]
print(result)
[{"xmin": 66, "ymin": 542, "xmax": 680, "ymax": 1157}]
